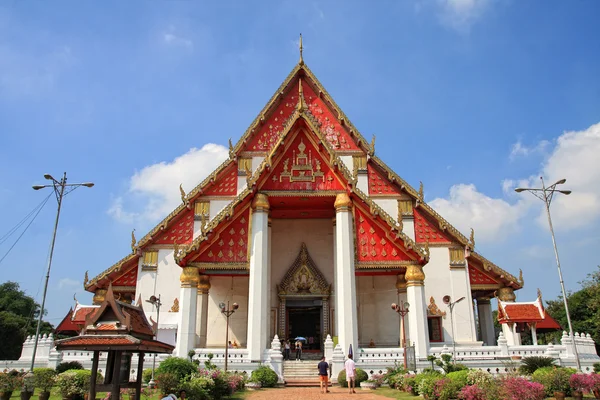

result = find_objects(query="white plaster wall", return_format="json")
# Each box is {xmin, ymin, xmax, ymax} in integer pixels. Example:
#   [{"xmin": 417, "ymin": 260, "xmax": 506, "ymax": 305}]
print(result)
[
  {"xmin": 423, "ymin": 247, "xmax": 477, "ymax": 345},
  {"xmin": 373, "ymin": 199, "xmax": 398, "ymax": 220},
  {"xmin": 356, "ymin": 173, "xmax": 369, "ymax": 194},
  {"xmin": 402, "ymin": 217, "xmax": 415, "ymax": 241},
  {"xmin": 270, "ymin": 219, "xmax": 335, "ymax": 308},
  {"xmin": 136, "ymin": 249, "xmax": 181, "ymax": 315},
  {"xmin": 205, "ymin": 276, "xmax": 249, "ymax": 348},
  {"xmin": 357, "ymin": 276, "xmax": 406, "ymax": 347},
  {"xmin": 339, "ymin": 156, "xmax": 353, "ymax": 173}
]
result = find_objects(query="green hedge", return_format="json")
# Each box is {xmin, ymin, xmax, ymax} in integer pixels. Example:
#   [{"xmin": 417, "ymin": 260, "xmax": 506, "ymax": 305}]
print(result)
[{"xmin": 337, "ymin": 368, "xmax": 368, "ymax": 388}]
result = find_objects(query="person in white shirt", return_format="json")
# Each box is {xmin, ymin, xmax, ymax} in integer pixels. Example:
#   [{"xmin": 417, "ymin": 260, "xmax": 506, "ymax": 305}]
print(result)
[{"xmin": 344, "ymin": 354, "xmax": 356, "ymax": 394}]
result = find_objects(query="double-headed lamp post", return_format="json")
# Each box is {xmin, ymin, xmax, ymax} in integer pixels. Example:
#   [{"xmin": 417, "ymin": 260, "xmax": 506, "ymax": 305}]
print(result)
[
  {"xmin": 30, "ymin": 172, "xmax": 93, "ymax": 371},
  {"xmin": 219, "ymin": 301, "xmax": 239, "ymax": 372},
  {"xmin": 443, "ymin": 295, "xmax": 465, "ymax": 365},
  {"xmin": 515, "ymin": 177, "xmax": 581, "ymax": 371},
  {"xmin": 391, "ymin": 302, "xmax": 410, "ymax": 369},
  {"xmin": 146, "ymin": 294, "xmax": 162, "ymax": 388}
]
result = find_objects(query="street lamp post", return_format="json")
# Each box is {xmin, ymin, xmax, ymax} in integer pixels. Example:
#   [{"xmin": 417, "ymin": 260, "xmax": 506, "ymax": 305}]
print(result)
[
  {"xmin": 391, "ymin": 302, "xmax": 410, "ymax": 369},
  {"xmin": 515, "ymin": 177, "xmax": 581, "ymax": 371},
  {"xmin": 146, "ymin": 295, "xmax": 162, "ymax": 388},
  {"xmin": 30, "ymin": 172, "xmax": 93, "ymax": 371},
  {"xmin": 443, "ymin": 295, "xmax": 465, "ymax": 364},
  {"xmin": 219, "ymin": 301, "xmax": 238, "ymax": 372}
]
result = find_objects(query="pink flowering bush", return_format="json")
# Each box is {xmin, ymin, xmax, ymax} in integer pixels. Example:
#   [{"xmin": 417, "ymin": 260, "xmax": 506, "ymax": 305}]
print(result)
[
  {"xmin": 459, "ymin": 384, "xmax": 487, "ymax": 400},
  {"xmin": 500, "ymin": 376, "xmax": 545, "ymax": 400},
  {"xmin": 570, "ymin": 373, "xmax": 594, "ymax": 393}
]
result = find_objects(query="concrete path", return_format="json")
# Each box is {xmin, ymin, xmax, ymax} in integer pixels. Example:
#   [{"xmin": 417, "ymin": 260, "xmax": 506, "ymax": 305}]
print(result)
[{"xmin": 244, "ymin": 387, "xmax": 393, "ymax": 400}]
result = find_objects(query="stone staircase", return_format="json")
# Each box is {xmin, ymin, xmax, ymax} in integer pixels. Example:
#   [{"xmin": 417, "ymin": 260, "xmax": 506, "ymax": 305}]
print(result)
[{"xmin": 283, "ymin": 360, "xmax": 323, "ymax": 387}]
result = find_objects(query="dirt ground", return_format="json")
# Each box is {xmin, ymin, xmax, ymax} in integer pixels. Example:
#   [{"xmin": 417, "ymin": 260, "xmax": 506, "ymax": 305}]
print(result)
[{"xmin": 244, "ymin": 386, "xmax": 396, "ymax": 400}]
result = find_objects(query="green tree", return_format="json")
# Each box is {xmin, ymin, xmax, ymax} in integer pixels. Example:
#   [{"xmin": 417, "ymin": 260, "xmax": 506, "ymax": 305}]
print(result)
[
  {"xmin": 0, "ymin": 281, "xmax": 53, "ymax": 360},
  {"xmin": 545, "ymin": 266, "xmax": 600, "ymax": 353}
]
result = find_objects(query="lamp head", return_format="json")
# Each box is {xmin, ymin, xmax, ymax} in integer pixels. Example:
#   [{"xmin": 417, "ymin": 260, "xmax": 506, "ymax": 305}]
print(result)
[
  {"xmin": 556, "ymin": 178, "xmax": 567, "ymax": 185},
  {"xmin": 146, "ymin": 295, "xmax": 158, "ymax": 305},
  {"xmin": 219, "ymin": 302, "xmax": 226, "ymax": 311},
  {"xmin": 82, "ymin": 182, "xmax": 95, "ymax": 188},
  {"xmin": 404, "ymin": 301, "xmax": 410, "ymax": 309},
  {"xmin": 43, "ymin": 174, "xmax": 54, "ymax": 181},
  {"xmin": 442, "ymin": 295, "xmax": 451, "ymax": 305},
  {"xmin": 32, "ymin": 185, "xmax": 45, "ymax": 190},
  {"xmin": 559, "ymin": 190, "xmax": 571, "ymax": 195},
  {"xmin": 391, "ymin": 303, "xmax": 397, "ymax": 310},
  {"xmin": 456, "ymin": 296, "xmax": 466, "ymax": 304},
  {"xmin": 232, "ymin": 303, "xmax": 239, "ymax": 310},
  {"xmin": 514, "ymin": 188, "xmax": 526, "ymax": 193}
]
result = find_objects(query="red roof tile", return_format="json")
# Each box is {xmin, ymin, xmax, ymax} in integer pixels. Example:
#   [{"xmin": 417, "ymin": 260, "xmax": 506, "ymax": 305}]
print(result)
[
  {"xmin": 537, "ymin": 310, "xmax": 562, "ymax": 331},
  {"xmin": 125, "ymin": 307, "xmax": 155, "ymax": 336},
  {"xmin": 73, "ymin": 307, "xmax": 98, "ymax": 323},
  {"xmin": 499, "ymin": 303, "xmax": 543, "ymax": 322},
  {"xmin": 64, "ymin": 337, "xmax": 135, "ymax": 346}
]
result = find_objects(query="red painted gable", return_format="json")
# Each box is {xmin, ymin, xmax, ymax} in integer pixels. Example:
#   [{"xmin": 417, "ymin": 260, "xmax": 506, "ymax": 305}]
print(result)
[
  {"xmin": 245, "ymin": 90, "xmax": 297, "ymax": 152},
  {"xmin": 355, "ymin": 205, "xmax": 414, "ymax": 263},
  {"xmin": 204, "ymin": 165, "xmax": 238, "ymax": 196},
  {"xmin": 154, "ymin": 208, "xmax": 194, "ymax": 245},
  {"xmin": 260, "ymin": 130, "xmax": 345, "ymax": 192},
  {"xmin": 367, "ymin": 164, "xmax": 402, "ymax": 196},
  {"xmin": 113, "ymin": 266, "xmax": 138, "ymax": 287},
  {"xmin": 468, "ymin": 264, "xmax": 499, "ymax": 285},
  {"xmin": 413, "ymin": 208, "xmax": 451, "ymax": 243},
  {"xmin": 196, "ymin": 207, "xmax": 250, "ymax": 263}
]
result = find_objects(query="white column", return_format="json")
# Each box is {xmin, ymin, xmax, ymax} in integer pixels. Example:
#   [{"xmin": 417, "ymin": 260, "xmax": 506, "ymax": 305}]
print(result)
[
  {"xmin": 267, "ymin": 218, "xmax": 272, "ymax": 348},
  {"xmin": 334, "ymin": 193, "xmax": 358, "ymax": 357},
  {"xmin": 451, "ymin": 258, "xmax": 477, "ymax": 342},
  {"xmin": 196, "ymin": 275, "xmax": 210, "ymax": 348},
  {"xmin": 477, "ymin": 298, "xmax": 495, "ymax": 346},
  {"xmin": 531, "ymin": 324, "xmax": 538, "ymax": 345},
  {"xmin": 498, "ymin": 287, "xmax": 520, "ymax": 346},
  {"xmin": 247, "ymin": 193, "xmax": 270, "ymax": 361},
  {"xmin": 176, "ymin": 267, "xmax": 199, "ymax": 357},
  {"xmin": 332, "ymin": 217, "xmax": 337, "ymax": 338},
  {"xmin": 405, "ymin": 264, "xmax": 430, "ymax": 358}
]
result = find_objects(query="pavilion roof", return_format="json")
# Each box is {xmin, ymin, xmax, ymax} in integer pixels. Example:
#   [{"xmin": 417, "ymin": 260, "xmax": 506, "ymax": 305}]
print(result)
[
  {"xmin": 55, "ymin": 334, "xmax": 174, "ymax": 353},
  {"xmin": 497, "ymin": 289, "xmax": 550, "ymax": 324}
]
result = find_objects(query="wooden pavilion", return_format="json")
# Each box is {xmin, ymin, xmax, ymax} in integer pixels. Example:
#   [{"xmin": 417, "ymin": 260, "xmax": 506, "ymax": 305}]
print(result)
[{"xmin": 55, "ymin": 285, "xmax": 174, "ymax": 400}]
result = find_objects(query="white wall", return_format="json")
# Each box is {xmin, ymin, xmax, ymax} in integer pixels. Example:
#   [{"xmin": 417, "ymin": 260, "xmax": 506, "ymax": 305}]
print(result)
[
  {"xmin": 205, "ymin": 276, "xmax": 249, "ymax": 347},
  {"xmin": 136, "ymin": 248, "xmax": 181, "ymax": 315}
]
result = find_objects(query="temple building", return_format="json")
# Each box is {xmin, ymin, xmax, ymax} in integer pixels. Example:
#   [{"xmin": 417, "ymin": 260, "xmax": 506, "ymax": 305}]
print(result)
[{"xmin": 83, "ymin": 50, "xmax": 528, "ymax": 364}]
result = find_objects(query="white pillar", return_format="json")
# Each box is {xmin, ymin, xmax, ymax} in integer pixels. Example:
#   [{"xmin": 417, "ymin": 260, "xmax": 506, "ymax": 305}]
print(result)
[
  {"xmin": 267, "ymin": 218, "xmax": 272, "ymax": 348},
  {"xmin": 332, "ymin": 217, "xmax": 337, "ymax": 338},
  {"xmin": 477, "ymin": 298, "xmax": 495, "ymax": 346},
  {"xmin": 196, "ymin": 275, "xmax": 210, "ymax": 348},
  {"xmin": 498, "ymin": 287, "xmax": 519, "ymax": 346},
  {"xmin": 176, "ymin": 266, "xmax": 199, "ymax": 357},
  {"xmin": 247, "ymin": 193, "xmax": 270, "ymax": 361},
  {"xmin": 451, "ymin": 258, "xmax": 477, "ymax": 342},
  {"xmin": 334, "ymin": 193, "xmax": 358, "ymax": 357},
  {"xmin": 531, "ymin": 324, "xmax": 538, "ymax": 346},
  {"xmin": 405, "ymin": 264, "xmax": 430, "ymax": 358}
]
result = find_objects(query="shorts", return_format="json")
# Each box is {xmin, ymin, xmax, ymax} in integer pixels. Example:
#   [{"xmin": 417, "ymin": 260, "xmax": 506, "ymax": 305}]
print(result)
[
  {"xmin": 346, "ymin": 375, "xmax": 355, "ymax": 382},
  {"xmin": 319, "ymin": 375, "xmax": 328, "ymax": 382}
]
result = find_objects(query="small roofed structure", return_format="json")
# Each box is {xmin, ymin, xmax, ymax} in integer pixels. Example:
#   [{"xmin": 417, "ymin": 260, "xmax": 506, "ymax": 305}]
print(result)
[
  {"xmin": 497, "ymin": 288, "xmax": 561, "ymax": 345},
  {"xmin": 55, "ymin": 303, "xmax": 100, "ymax": 337},
  {"xmin": 55, "ymin": 284, "xmax": 174, "ymax": 400}
]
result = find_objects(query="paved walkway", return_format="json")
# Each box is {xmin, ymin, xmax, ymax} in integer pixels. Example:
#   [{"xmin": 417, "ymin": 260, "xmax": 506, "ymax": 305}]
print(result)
[{"xmin": 245, "ymin": 387, "xmax": 393, "ymax": 400}]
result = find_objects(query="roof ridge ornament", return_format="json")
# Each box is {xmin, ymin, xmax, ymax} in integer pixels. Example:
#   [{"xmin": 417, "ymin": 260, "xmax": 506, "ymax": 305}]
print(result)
[
  {"xmin": 228, "ymin": 138, "xmax": 235, "ymax": 159},
  {"xmin": 297, "ymin": 78, "xmax": 306, "ymax": 112},
  {"xmin": 299, "ymin": 33, "xmax": 304, "ymax": 65},
  {"xmin": 469, "ymin": 228, "xmax": 476, "ymax": 250},
  {"xmin": 131, "ymin": 229, "xmax": 136, "ymax": 254},
  {"xmin": 518, "ymin": 269, "xmax": 524, "ymax": 286}
]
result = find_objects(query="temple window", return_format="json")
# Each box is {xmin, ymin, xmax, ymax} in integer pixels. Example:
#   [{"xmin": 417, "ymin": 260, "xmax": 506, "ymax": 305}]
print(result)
[
  {"xmin": 352, "ymin": 155, "xmax": 367, "ymax": 172},
  {"xmin": 428, "ymin": 316, "xmax": 443, "ymax": 342},
  {"xmin": 142, "ymin": 250, "xmax": 158, "ymax": 271},
  {"xmin": 449, "ymin": 248, "xmax": 466, "ymax": 266},
  {"xmin": 398, "ymin": 199, "xmax": 413, "ymax": 217},
  {"xmin": 194, "ymin": 201, "xmax": 210, "ymax": 221}
]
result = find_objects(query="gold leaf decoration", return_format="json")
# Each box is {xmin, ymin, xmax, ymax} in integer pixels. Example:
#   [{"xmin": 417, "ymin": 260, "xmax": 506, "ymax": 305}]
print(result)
[
  {"xmin": 228, "ymin": 239, "xmax": 234, "ymax": 247},
  {"xmin": 218, "ymin": 250, "xmax": 224, "ymax": 258},
  {"xmin": 219, "ymin": 239, "xmax": 224, "ymax": 246},
  {"xmin": 382, "ymin": 249, "xmax": 387, "ymax": 257}
]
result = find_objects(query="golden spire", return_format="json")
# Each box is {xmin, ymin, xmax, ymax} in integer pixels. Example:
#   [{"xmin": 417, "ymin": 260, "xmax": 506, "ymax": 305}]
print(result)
[
  {"xmin": 83, "ymin": 271, "xmax": 89, "ymax": 288},
  {"xmin": 469, "ymin": 228, "xmax": 476, "ymax": 249},
  {"xmin": 418, "ymin": 181, "xmax": 424, "ymax": 202},
  {"xmin": 179, "ymin": 183, "xmax": 186, "ymax": 204},
  {"xmin": 228, "ymin": 138, "xmax": 234, "ymax": 159},
  {"xmin": 131, "ymin": 229, "xmax": 136, "ymax": 253},
  {"xmin": 299, "ymin": 33, "xmax": 304, "ymax": 65},
  {"xmin": 297, "ymin": 78, "xmax": 306, "ymax": 112}
]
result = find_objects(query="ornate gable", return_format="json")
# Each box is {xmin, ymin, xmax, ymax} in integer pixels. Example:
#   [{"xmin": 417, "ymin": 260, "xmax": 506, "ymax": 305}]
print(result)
[
  {"xmin": 354, "ymin": 203, "xmax": 421, "ymax": 268},
  {"xmin": 113, "ymin": 266, "xmax": 137, "ymax": 287},
  {"xmin": 469, "ymin": 264, "xmax": 499, "ymax": 286},
  {"xmin": 203, "ymin": 164, "xmax": 238, "ymax": 196},
  {"xmin": 367, "ymin": 164, "xmax": 402, "ymax": 196},
  {"xmin": 277, "ymin": 243, "xmax": 330, "ymax": 297},
  {"xmin": 259, "ymin": 128, "xmax": 345, "ymax": 192},
  {"xmin": 153, "ymin": 208, "xmax": 194, "ymax": 245},
  {"xmin": 191, "ymin": 206, "xmax": 250, "ymax": 267},
  {"xmin": 413, "ymin": 208, "xmax": 451, "ymax": 244}
]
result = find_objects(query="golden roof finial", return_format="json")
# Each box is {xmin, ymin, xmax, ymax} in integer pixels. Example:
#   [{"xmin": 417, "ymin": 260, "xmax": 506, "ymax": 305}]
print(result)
[
  {"xmin": 131, "ymin": 229, "xmax": 136, "ymax": 253},
  {"xmin": 297, "ymin": 78, "xmax": 306, "ymax": 112},
  {"xmin": 83, "ymin": 271, "xmax": 89, "ymax": 288},
  {"xmin": 179, "ymin": 183, "xmax": 186, "ymax": 204},
  {"xmin": 299, "ymin": 33, "xmax": 304, "ymax": 65},
  {"xmin": 518, "ymin": 269, "xmax": 524, "ymax": 286},
  {"xmin": 418, "ymin": 181, "xmax": 424, "ymax": 202},
  {"xmin": 469, "ymin": 228, "xmax": 476, "ymax": 249},
  {"xmin": 228, "ymin": 138, "xmax": 235, "ymax": 159}
]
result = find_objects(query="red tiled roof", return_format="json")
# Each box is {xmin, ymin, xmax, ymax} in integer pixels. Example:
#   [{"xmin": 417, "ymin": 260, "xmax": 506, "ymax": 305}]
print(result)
[
  {"xmin": 125, "ymin": 307, "xmax": 155, "ymax": 337},
  {"xmin": 73, "ymin": 307, "xmax": 98, "ymax": 323},
  {"xmin": 537, "ymin": 310, "xmax": 562, "ymax": 331},
  {"xmin": 499, "ymin": 303, "xmax": 543, "ymax": 322},
  {"xmin": 55, "ymin": 334, "xmax": 174, "ymax": 353},
  {"xmin": 64, "ymin": 337, "xmax": 135, "ymax": 346},
  {"xmin": 55, "ymin": 309, "xmax": 79, "ymax": 334}
]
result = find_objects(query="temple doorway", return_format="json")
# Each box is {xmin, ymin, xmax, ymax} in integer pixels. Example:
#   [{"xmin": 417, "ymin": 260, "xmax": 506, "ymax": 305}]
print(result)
[{"xmin": 287, "ymin": 304, "xmax": 322, "ymax": 351}]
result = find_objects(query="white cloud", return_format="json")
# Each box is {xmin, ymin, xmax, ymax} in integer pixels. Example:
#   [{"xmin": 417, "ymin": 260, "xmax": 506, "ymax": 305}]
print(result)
[
  {"xmin": 509, "ymin": 139, "xmax": 550, "ymax": 160},
  {"xmin": 535, "ymin": 122, "xmax": 600, "ymax": 229},
  {"xmin": 58, "ymin": 278, "xmax": 81, "ymax": 290},
  {"xmin": 436, "ymin": 0, "xmax": 489, "ymax": 32},
  {"xmin": 108, "ymin": 144, "xmax": 229, "ymax": 224},
  {"xmin": 429, "ymin": 183, "xmax": 526, "ymax": 244},
  {"xmin": 162, "ymin": 32, "xmax": 193, "ymax": 49}
]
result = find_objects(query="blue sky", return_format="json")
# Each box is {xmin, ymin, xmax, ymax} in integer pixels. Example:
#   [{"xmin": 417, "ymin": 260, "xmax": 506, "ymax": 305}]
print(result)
[{"xmin": 1, "ymin": 0, "xmax": 599, "ymax": 327}]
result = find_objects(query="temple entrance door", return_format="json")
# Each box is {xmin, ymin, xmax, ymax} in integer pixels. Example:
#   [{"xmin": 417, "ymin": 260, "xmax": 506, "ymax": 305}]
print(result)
[{"xmin": 286, "ymin": 302, "xmax": 322, "ymax": 351}]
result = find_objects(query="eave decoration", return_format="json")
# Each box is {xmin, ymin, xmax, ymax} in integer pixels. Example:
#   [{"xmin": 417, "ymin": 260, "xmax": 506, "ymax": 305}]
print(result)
[{"xmin": 277, "ymin": 243, "xmax": 330, "ymax": 298}]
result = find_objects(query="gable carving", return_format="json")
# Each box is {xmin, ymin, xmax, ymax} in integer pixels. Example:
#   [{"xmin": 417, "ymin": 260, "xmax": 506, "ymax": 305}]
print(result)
[{"xmin": 277, "ymin": 243, "xmax": 330, "ymax": 297}]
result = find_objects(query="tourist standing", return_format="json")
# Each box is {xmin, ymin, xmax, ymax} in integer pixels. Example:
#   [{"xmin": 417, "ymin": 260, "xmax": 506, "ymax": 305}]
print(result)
[
  {"xmin": 284, "ymin": 340, "xmax": 291, "ymax": 360},
  {"xmin": 295, "ymin": 339, "xmax": 302, "ymax": 360},
  {"xmin": 344, "ymin": 354, "xmax": 356, "ymax": 394},
  {"xmin": 317, "ymin": 356, "xmax": 330, "ymax": 394}
]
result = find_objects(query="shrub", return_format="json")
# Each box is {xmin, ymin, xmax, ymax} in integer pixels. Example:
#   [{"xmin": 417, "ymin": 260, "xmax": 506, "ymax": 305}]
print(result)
[
  {"xmin": 401, "ymin": 374, "xmax": 418, "ymax": 394},
  {"xmin": 156, "ymin": 357, "xmax": 197, "ymax": 383},
  {"xmin": 466, "ymin": 369, "xmax": 494, "ymax": 386},
  {"xmin": 435, "ymin": 353, "xmax": 467, "ymax": 374},
  {"xmin": 181, "ymin": 375, "xmax": 212, "ymax": 400},
  {"xmin": 55, "ymin": 370, "xmax": 96, "ymax": 399},
  {"xmin": 155, "ymin": 372, "xmax": 180, "ymax": 395},
  {"xmin": 56, "ymin": 361, "xmax": 83, "ymax": 374},
  {"xmin": 417, "ymin": 374, "xmax": 443, "ymax": 399},
  {"xmin": 337, "ymin": 368, "xmax": 368, "ymax": 388},
  {"xmin": 447, "ymin": 369, "xmax": 469, "ymax": 387},
  {"xmin": 531, "ymin": 366, "xmax": 576, "ymax": 396},
  {"xmin": 594, "ymin": 362, "xmax": 600, "ymax": 374},
  {"xmin": 570, "ymin": 373, "xmax": 595, "ymax": 393},
  {"xmin": 519, "ymin": 356, "xmax": 555, "ymax": 375},
  {"xmin": 196, "ymin": 369, "xmax": 230, "ymax": 399},
  {"xmin": 436, "ymin": 378, "xmax": 464, "ymax": 400},
  {"xmin": 226, "ymin": 372, "xmax": 245, "ymax": 393},
  {"xmin": 459, "ymin": 384, "xmax": 487, "ymax": 400},
  {"xmin": 0, "ymin": 372, "xmax": 22, "ymax": 392},
  {"xmin": 33, "ymin": 368, "xmax": 56, "ymax": 392},
  {"xmin": 250, "ymin": 365, "xmax": 278, "ymax": 388},
  {"xmin": 500, "ymin": 375, "xmax": 545, "ymax": 400},
  {"xmin": 142, "ymin": 368, "xmax": 154, "ymax": 384}
]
